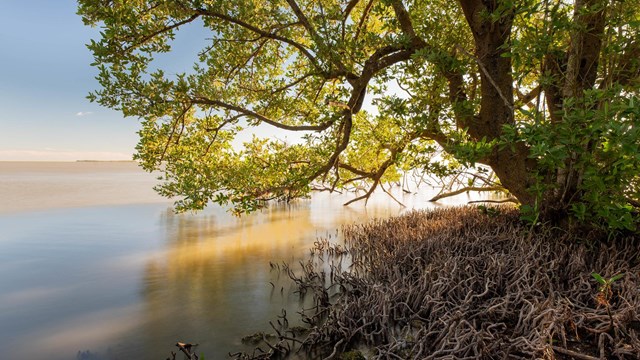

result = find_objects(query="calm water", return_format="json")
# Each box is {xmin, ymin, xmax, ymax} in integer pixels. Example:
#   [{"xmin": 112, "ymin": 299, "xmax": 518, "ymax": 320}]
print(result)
[{"xmin": 0, "ymin": 162, "xmax": 475, "ymax": 359}]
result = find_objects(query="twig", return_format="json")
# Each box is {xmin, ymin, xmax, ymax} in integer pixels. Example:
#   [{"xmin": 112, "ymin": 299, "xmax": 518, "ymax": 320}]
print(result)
[{"xmin": 380, "ymin": 182, "xmax": 406, "ymax": 207}]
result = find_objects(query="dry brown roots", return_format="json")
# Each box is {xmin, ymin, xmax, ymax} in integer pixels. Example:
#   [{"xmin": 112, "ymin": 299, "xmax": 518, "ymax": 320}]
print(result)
[{"xmin": 233, "ymin": 207, "xmax": 640, "ymax": 359}]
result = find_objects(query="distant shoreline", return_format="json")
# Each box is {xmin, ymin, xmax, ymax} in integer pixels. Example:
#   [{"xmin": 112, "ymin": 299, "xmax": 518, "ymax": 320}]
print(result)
[
  {"xmin": 0, "ymin": 161, "xmax": 169, "ymax": 214},
  {"xmin": 76, "ymin": 160, "xmax": 136, "ymax": 162},
  {"xmin": 0, "ymin": 160, "xmax": 136, "ymax": 163}
]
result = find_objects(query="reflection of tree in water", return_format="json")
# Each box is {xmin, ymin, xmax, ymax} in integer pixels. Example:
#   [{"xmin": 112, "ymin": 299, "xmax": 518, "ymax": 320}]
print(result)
[
  {"xmin": 82, "ymin": 193, "xmax": 407, "ymax": 359},
  {"xmin": 139, "ymin": 201, "xmax": 324, "ymax": 359}
]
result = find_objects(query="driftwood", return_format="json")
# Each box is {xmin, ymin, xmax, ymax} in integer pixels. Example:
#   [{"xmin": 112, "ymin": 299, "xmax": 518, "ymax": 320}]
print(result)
[{"xmin": 233, "ymin": 207, "xmax": 640, "ymax": 359}]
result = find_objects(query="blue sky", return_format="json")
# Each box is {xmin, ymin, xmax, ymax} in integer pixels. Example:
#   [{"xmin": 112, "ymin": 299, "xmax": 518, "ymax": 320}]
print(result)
[
  {"xmin": 0, "ymin": 1, "xmax": 375, "ymax": 161},
  {"xmin": 0, "ymin": 1, "xmax": 205, "ymax": 161}
]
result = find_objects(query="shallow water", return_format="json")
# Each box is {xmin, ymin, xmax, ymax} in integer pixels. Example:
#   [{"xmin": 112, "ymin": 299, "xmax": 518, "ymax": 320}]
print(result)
[{"xmin": 0, "ymin": 162, "xmax": 479, "ymax": 359}]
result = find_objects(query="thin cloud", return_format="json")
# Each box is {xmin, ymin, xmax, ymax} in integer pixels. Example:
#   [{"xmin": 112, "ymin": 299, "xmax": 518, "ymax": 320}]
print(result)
[{"xmin": 75, "ymin": 111, "xmax": 94, "ymax": 117}]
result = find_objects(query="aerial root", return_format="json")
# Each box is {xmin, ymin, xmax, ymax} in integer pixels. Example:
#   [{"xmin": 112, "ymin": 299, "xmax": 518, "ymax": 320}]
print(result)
[{"xmin": 234, "ymin": 206, "xmax": 640, "ymax": 359}]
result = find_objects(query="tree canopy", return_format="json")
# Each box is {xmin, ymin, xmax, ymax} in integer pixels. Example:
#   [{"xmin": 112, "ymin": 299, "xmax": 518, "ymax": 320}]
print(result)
[{"xmin": 79, "ymin": 0, "xmax": 640, "ymax": 229}]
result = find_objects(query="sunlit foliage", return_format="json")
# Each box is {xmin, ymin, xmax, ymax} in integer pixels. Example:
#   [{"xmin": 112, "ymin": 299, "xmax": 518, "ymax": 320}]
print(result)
[{"xmin": 79, "ymin": 0, "xmax": 639, "ymax": 229}]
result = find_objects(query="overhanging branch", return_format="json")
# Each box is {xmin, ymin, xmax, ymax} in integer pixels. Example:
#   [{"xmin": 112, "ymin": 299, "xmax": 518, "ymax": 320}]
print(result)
[{"xmin": 191, "ymin": 96, "xmax": 334, "ymax": 131}]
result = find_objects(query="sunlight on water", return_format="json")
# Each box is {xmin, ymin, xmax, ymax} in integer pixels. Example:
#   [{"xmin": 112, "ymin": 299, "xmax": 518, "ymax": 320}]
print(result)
[{"xmin": 0, "ymin": 162, "xmax": 491, "ymax": 359}]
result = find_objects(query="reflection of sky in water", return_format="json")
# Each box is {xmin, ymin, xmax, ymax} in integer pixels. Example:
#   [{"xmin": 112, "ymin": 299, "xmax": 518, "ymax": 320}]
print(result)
[
  {"xmin": 0, "ymin": 205, "xmax": 165, "ymax": 359},
  {"xmin": 0, "ymin": 164, "xmax": 495, "ymax": 360},
  {"xmin": 0, "ymin": 162, "xmax": 168, "ymax": 214}
]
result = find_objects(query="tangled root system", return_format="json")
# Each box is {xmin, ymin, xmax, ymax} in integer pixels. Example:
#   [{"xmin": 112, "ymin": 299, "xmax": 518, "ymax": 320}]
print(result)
[{"xmin": 235, "ymin": 207, "xmax": 640, "ymax": 359}]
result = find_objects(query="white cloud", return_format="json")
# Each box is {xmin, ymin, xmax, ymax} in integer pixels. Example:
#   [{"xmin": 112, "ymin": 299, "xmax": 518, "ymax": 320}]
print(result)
[{"xmin": 75, "ymin": 111, "xmax": 93, "ymax": 117}]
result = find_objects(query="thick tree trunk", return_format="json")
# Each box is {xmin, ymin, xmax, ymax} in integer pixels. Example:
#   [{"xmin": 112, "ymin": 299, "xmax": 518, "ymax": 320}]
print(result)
[
  {"xmin": 456, "ymin": 0, "xmax": 607, "ymax": 212},
  {"xmin": 458, "ymin": 0, "xmax": 538, "ymax": 206},
  {"xmin": 488, "ymin": 145, "xmax": 538, "ymax": 206},
  {"xmin": 555, "ymin": 0, "xmax": 607, "ymax": 206}
]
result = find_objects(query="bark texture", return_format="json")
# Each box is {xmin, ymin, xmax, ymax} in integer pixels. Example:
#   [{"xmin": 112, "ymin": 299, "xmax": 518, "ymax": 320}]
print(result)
[
  {"xmin": 458, "ymin": 0, "xmax": 538, "ymax": 205},
  {"xmin": 455, "ymin": 0, "xmax": 609, "ymax": 211}
]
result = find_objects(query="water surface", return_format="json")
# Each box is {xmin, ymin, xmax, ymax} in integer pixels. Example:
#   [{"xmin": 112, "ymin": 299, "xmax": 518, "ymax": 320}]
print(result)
[{"xmin": 0, "ymin": 162, "xmax": 477, "ymax": 359}]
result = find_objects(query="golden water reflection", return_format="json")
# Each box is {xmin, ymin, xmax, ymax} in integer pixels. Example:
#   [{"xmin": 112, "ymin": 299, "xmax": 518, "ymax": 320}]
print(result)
[
  {"xmin": 137, "ymin": 191, "xmax": 436, "ymax": 358},
  {"xmin": 1, "ymin": 188, "xmax": 489, "ymax": 359}
]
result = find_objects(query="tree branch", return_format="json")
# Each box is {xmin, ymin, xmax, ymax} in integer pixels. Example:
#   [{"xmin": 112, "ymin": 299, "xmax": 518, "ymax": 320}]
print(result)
[
  {"xmin": 353, "ymin": 0, "xmax": 375, "ymax": 43},
  {"xmin": 120, "ymin": 13, "xmax": 200, "ymax": 55},
  {"xmin": 455, "ymin": 45, "xmax": 515, "ymax": 113},
  {"xmin": 160, "ymin": 104, "xmax": 192, "ymax": 162},
  {"xmin": 194, "ymin": 8, "xmax": 323, "ymax": 73},
  {"xmin": 343, "ymin": 0, "xmax": 362, "ymax": 20},
  {"xmin": 443, "ymin": 63, "xmax": 473, "ymax": 128},
  {"xmin": 380, "ymin": 182, "xmax": 406, "ymax": 207},
  {"xmin": 627, "ymin": 197, "xmax": 640, "ymax": 209},
  {"xmin": 390, "ymin": 0, "xmax": 419, "ymax": 43},
  {"xmin": 601, "ymin": 41, "xmax": 640, "ymax": 88},
  {"xmin": 429, "ymin": 186, "xmax": 505, "ymax": 202},
  {"xmin": 343, "ymin": 147, "xmax": 402, "ymax": 206},
  {"xmin": 562, "ymin": 0, "xmax": 607, "ymax": 99},
  {"xmin": 517, "ymin": 85, "xmax": 541, "ymax": 107},
  {"xmin": 268, "ymin": 72, "xmax": 319, "ymax": 95},
  {"xmin": 343, "ymin": 178, "xmax": 379, "ymax": 206},
  {"xmin": 468, "ymin": 197, "xmax": 518, "ymax": 204},
  {"xmin": 284, "ymin": 0, "xmax": 353, "ymax": 77},
  {"xmin": 415, "ymin": 127, "xmax": 450, "ymax": 149},
  {"xmin": 191, "ymin": 96, "xmax": 334, "ymax": 131},
  {"xmin": 202, "ymin": 116, "xmax": 235, "ymax": 157},
  {"xmin": 339, "ymin": 163, "xmax": 376, "ymax": 177},
  {"xmin": 284, "ymin": 0, "xmax": 321, "ymax": 41}
]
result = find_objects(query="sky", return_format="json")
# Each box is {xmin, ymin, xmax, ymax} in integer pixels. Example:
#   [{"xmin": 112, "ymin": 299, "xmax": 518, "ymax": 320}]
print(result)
[
  {"xmin": 0, "ymin": 1, "xmax": 383, "ymax": 162},
  {"xmin": 0, "ymin": 1, "xmax": 205, "ymax": 161}
]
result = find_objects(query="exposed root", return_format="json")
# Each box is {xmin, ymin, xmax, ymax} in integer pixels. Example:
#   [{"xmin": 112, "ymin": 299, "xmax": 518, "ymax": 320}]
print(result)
[{"xmin": 234, "ymin": 207, "xmax": 640, "ymax": 359}]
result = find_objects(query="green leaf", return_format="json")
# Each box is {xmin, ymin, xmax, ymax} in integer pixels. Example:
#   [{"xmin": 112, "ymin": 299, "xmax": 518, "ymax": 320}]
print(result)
[
  {"xmin": 78, "ymin": 0, "xmax": 640, "ymax": 225},
  {"xmin": 609, "ymin": 273, "xmax": 625, "ymax": 282},
  {"xmin": 591, "ymin": 272, "xmax": 606, "ymax": 285}
]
